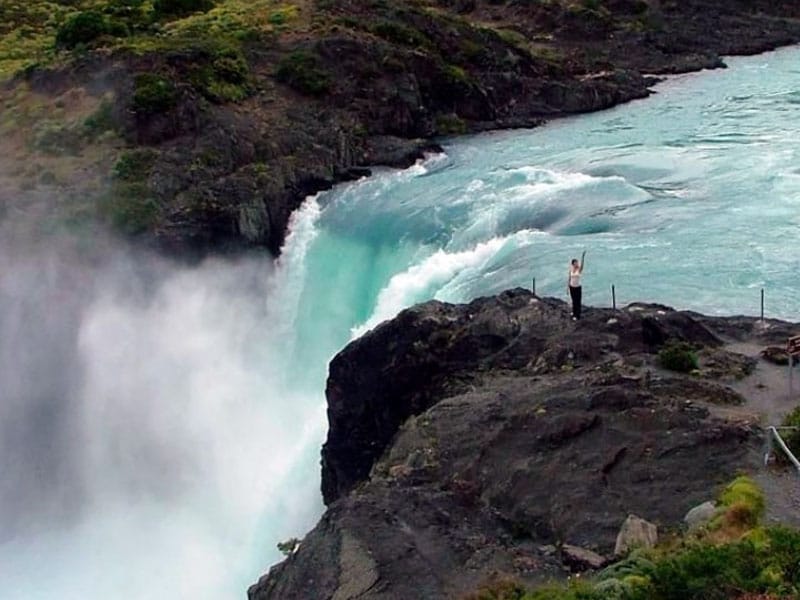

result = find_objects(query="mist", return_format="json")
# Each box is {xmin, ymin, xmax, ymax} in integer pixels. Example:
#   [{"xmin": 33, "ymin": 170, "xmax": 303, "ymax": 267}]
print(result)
[{"xmin": 0, "ymin": 208, "xmax": 326, "ymax": 598}]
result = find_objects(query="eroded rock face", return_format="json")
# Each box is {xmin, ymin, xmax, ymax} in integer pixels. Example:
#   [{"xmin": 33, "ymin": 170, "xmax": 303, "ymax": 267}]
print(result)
[{"xmin": 251, "ymin": 292, "xmax": 775, "ymax": 599}]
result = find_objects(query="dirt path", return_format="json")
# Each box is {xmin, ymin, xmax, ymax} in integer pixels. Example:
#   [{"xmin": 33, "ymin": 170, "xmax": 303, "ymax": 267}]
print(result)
[
  {"xmin": 725, "ymin": 341, "xmax": 797, "ymax": 425},
  {"xmin": 719, "ymin": 340, "xmax": 800, "ymax": 526}
]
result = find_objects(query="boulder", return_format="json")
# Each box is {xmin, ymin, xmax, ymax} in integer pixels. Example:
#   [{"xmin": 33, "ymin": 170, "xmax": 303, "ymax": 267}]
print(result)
[
  {"xmin": 640, "ymin": 312, "xmax": 721, "ymax": 351},
  {"xmin": 614, "ymin": 515, "xmax": 658, "ymax": 556},
  {"xmin": 684, "ymin": 501, "xmax": 717, "ymax": 530},
  {"xmin": 761, "ymin": 346, "xmax": 790, "ymax": 366},
  {"xmin": 561, "ymin": 544, "xmax": 606, "ymax": 571}
]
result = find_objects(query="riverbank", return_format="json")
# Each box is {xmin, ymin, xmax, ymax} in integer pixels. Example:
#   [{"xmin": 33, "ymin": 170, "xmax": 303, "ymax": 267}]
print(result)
[{"xmin": 2, "ymin": 1, "xmax": 800, "ymax": 255}]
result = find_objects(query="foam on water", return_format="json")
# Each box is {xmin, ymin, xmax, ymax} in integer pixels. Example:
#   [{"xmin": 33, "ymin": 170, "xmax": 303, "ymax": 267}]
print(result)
[
  {"xmin": 264, "ymin": 196, "xmax": 323, "ymax": 377},
  {"xmin": 351, "ymin": 235, "xmax": 514, "ymax": 338}
]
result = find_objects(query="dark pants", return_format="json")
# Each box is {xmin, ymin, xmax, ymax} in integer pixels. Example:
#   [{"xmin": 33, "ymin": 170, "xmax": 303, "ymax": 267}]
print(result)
[{"xmin": 569, "ymin": 285, "xmax": 582, "ymax": 319}]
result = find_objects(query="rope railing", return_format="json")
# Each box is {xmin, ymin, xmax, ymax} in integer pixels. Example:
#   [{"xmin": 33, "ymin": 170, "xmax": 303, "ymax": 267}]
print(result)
[
  {"xmin": 765, "ymin": 426, "xmax": 800, "ymax": 475},
  {"xmin": 531, "ymin": 281, "xmax": 770, "ymax": 323},
  {"xmin": 529, "ymin": 277, "xmax": 800, "ymax": 407}
]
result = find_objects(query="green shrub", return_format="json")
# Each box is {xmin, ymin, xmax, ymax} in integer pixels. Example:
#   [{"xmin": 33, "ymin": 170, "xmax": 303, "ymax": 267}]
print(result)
[
  {"xmin": 132, "ymin": 73, "xmax": 178, "ymax": 114},
  {"xmin": 463, "ymin": 480, "xmax": 800, "ymax": 600},
  {"xmin": 641, "ymin": 541, "xmax": 761, "ymax": 600},
  {"xmin": 113, "ymin": 149, "xmax": 158, "ymax": 181},
  {"xmin": 658, "ymin": 342, "xmax": 698, "ymax": 373},
  {"xmin": 718, "ymin": 476, "xmax": 766, "ymax": 524},
  {"xmin": 276, "ymin": 537, "xmax": 300, "ymax": 557},
  {"xmin": 764, "ymin": 526, "xmax": 800, "ymax": 587},
  {"xmin": 275, "ymin": 50, "xmax": 331, "ymax": 96},
  {"xmin": 495, "ymin": 28, "xmax": 528, "ymax": 48},
  {"xmin": 598, "ymin": 552, "xmax": 656, "ymax": 582},
  {"xmin": 458, "ymin": 38, "xmax": 487, "ymax": 62},
  {"xmin": 152, "ymin": 0, "xmax": 215, "ymax": 19},
  {"xmin": 101, "ymin": 183, "xmax": 159, "ymax": 235},
  {"xmin": 463, "ymin": 574, "xmax": 527, "ymax": 600},
  {"xmin": 777, "ymin": 405, "xmax": 800, "ymax": 466},
  {"xmin": 213, "ymin": 54, "xmax": 248, "ymax": 84},
  {"xmin": 524, "ymin": 580, "xmax": 607, "ymax": 600},
  {"xmin": 187, "ymin": 47, "xmax": 251, "ymax": 103},
  {"xmin": 634, "ymin": 528, "xmax": 800, "ymax": 600},
  {"xmin": 55, "ymin": 11, "xmax": 127, "ymax": 49}
]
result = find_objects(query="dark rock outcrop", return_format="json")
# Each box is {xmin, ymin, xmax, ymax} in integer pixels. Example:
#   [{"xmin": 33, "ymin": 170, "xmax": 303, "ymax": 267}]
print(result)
[
  {"xmin": 252, "ymin": 291, "xmax": 773, "ymax": 599},
  {"xmin": 321, "ymin": 293, "xmax": 728, "ymax": 504}
]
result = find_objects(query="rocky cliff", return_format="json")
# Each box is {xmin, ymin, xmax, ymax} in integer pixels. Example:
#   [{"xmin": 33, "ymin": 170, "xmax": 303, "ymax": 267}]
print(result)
[
  {"xmin": 249, "ymin": 290, "xmax": 798, "ymax": 599},
  {"xmin": 3, "ymin": 0, "xmax": 800, "ymax": 255}
]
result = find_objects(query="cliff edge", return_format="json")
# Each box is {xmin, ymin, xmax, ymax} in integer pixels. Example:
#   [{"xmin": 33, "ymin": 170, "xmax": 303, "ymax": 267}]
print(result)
[{"xmin": 250, "ymin": 290, "xmax": 799, "ymax": 599}]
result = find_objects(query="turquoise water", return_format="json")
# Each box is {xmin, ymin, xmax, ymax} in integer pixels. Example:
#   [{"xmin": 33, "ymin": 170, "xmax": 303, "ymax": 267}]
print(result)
[
  {"xmin": 317, "ymin": 47, "xmax": 800, "ymax": 327},
  {"xmin": 1, "ymin": 46, "xmax": 799, "ymax": 599}
]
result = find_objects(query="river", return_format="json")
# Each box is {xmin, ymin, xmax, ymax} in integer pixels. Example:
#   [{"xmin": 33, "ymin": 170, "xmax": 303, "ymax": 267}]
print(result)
[{"xmin": 1, "ymin": 46, "xmax": 798, "ymax": 599}]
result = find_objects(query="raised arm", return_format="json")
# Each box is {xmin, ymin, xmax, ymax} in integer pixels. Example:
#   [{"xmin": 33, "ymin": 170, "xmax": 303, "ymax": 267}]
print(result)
[{"xmin": 580, "ymin": 250, "xmax": 587, "ymax": 272}]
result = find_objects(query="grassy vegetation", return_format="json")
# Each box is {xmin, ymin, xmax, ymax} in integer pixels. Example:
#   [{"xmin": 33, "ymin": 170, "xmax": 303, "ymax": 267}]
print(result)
[
  {"xmin": 0, "ymin": 0, "xmax": 308, "ymax": 80},
  {"xmin": 467, "ymin": 476, "xmax": 800, "ymax": 600},
  {"xmin": 0, "ymin": 0, "xmax": 305, "ymax": 243},
  {"xmin": 716, "ymin": 476, "xmax": 766, "ymax": 527},
  {"xmin": 55, "ymin": 10, "xmax": 128, "ymax": 49}
]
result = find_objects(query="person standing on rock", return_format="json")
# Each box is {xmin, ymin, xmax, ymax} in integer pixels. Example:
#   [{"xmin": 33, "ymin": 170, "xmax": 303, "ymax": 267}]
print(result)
[{"xmin": 568, "ymin": 250, "xmax": 586, "ymax": 320}]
